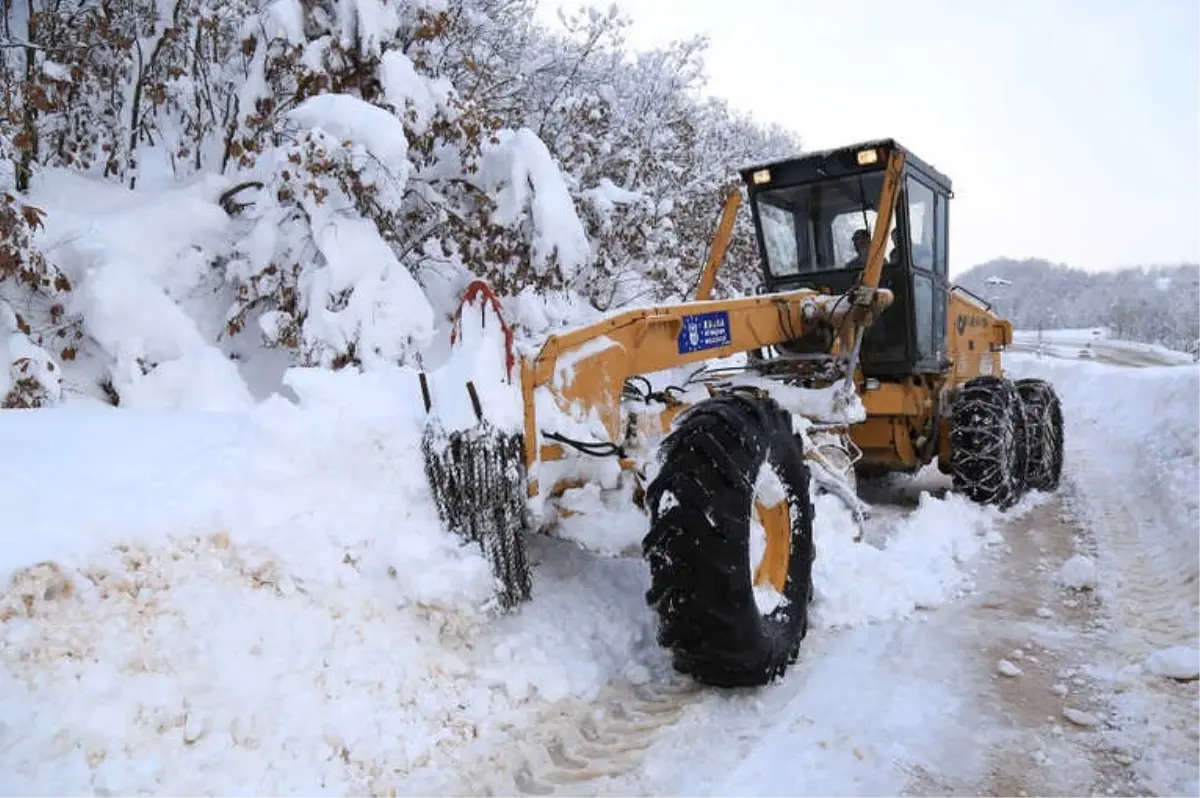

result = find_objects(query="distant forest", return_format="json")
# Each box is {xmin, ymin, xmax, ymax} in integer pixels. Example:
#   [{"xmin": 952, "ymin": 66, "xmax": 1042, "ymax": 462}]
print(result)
[{"xmin": 953, "ymin": 258, "xmax": 1200, "ymax": 356}]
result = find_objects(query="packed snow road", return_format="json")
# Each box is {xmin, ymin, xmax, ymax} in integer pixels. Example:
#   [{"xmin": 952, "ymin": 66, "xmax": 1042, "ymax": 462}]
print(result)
[
  {"xmin": 1001, "ymin": 352, "xmax": 1199, "ymax": 797},
  {"xmin": 1010, "ymin": 327, "xmax": 1197, "ymax": 369},
  {"xmin": 1, "ymin": 351, "xmax": 1196, "ymax": 796}
]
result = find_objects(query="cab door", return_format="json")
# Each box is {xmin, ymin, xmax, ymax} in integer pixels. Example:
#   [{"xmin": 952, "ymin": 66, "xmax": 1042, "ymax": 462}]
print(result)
[{"xmin": 906, "ymin": 175, "xmax": 949, "ymax": 371}]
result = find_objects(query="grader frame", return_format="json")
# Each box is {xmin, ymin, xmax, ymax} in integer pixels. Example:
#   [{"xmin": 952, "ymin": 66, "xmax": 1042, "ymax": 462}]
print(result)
[{"xmin": 424, "ymin": 138, "xmax": 1064, "ymax": 688}]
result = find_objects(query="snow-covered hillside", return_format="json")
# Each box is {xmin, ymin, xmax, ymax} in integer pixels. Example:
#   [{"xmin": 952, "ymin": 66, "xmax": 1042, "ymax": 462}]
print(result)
[{"xmin": 955, "ymin": 259, "xmax": 1200, "ymax": 357}]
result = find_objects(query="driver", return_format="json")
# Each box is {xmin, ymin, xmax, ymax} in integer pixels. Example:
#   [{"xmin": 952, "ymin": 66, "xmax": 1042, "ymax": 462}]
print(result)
[{"xmin": 845, "ymin": 228, "xmax": 869, "ymax": 267}]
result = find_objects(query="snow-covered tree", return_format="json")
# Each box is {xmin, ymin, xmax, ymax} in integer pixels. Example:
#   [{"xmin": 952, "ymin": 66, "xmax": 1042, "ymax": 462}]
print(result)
[{"xmin": 1, "ymin": 0, "xmax": 808, "ymax": 400}]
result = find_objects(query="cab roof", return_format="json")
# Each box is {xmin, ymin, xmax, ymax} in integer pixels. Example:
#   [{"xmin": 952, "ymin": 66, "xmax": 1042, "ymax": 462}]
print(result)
[{"xmin": 738, "ymin": 138, "xmax": 953, "ymax": 195}]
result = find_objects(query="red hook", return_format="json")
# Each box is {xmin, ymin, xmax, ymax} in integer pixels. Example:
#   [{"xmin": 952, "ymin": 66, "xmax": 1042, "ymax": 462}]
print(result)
[{"xmin": 450, "ymin": 279, "xmax": 516, "ymax": 383}]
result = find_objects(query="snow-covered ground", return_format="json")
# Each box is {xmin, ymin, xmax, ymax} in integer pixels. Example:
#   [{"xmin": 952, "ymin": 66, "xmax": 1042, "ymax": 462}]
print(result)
[
  {"xmin": 0, "ymin": 381, "xmax": 1039, "ymax": 794},
  {"xmin": 2, "ymin": 339, "xmax": 1197, "ymax": 795},
  {"xmin": 1003, "ymin": 351, "xmax": 1200, "ymax": 797}
]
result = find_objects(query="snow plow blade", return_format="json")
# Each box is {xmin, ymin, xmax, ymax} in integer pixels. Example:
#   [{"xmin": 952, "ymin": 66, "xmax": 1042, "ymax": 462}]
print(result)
[{"xmin": 419, "ymin": 375, "xmax": 532, "ymax": 609}]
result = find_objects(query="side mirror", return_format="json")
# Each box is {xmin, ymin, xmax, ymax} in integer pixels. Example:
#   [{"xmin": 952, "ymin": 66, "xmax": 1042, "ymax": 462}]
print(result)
[{"xmin": 754, "ymin": 283, "xmax": 768, "ymax": 295}]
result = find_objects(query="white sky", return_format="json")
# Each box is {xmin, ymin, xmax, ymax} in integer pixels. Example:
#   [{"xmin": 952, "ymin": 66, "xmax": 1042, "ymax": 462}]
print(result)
[{"xmin": 534, "ymin": 0, "xmax": 1200, "ymax": 275}]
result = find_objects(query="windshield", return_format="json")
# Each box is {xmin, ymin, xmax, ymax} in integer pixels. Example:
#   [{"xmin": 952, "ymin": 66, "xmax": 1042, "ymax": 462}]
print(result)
[{"xmin": 754, "ymin": 172, "xmax": 898, "ymax": 277}]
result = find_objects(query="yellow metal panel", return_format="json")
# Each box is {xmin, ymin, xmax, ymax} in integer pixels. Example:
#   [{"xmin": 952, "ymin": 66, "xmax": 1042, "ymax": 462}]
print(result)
[
  {"xmin": 851, "ymin": 415, "xmax": 896, "ymax": 450},
  {"xmin": 851, "ymin": 416, "xmax": 922, "ymax": 470},
  {"xmin": 528, "ymin": 291, "xmax": 820, "ymax": 443},
  {"xmin": 753, "ymin": 499, "xmax": 791, "ymax": 593},
  {"xmin": 936, "ymin": 416, "xmax": 952, "ymax": 472},
  {"xmin": 945, "ymin": 291, "xmax": 1011, "ymax": 387},
  {"xmin": 860, "ymin": 381, "xmax": 922, "ymax": 416}
]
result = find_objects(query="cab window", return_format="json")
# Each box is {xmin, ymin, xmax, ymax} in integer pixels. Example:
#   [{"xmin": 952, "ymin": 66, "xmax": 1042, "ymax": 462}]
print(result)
[
  {"xmin": 906, "ymin": 177, "xmax": 935, "ymax": 271},
  {"xmin": 754, "ymin": 172, "xmax": 898, "ymax": 276}
]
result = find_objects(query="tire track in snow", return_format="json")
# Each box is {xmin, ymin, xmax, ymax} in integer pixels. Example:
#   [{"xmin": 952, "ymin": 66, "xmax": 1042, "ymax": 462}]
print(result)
[
  {"xmin": 1053, "ymin": 380, "xmax": 1199, "ymax": 796},
  {"xmin": 470, "ymin": 677, "xmax": 704, "ymax": 796},
  {"xmin": 469, "ymin": 477, "xmax": 938, "ymax": 797},
  {"xmin": 1090, "ymin": 494, "xmax": 1199, "ymax": 656},
  {"xmin": 1061, "ymin": 429, "xmax": 1199, "ymax": 659}
]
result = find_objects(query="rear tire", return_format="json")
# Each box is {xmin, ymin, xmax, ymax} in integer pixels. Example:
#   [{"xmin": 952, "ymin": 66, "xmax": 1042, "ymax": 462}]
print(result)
[
  {"xmin": 1016, "ymin": 378, "xmax": 1064, "ymax": 492},
  {"xmin": 642, "ymin": 391, "xmax": 815, "ymax": 688},
  {"xmin": 949, "ymin": 375, "xmax": 1028, "ymax": 509}
]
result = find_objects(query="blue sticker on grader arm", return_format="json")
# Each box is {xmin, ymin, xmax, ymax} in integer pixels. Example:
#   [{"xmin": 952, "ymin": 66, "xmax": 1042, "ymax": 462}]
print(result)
[{"xmin": 678, "ymin": 310, "xmax": 732, "ymax": 354}]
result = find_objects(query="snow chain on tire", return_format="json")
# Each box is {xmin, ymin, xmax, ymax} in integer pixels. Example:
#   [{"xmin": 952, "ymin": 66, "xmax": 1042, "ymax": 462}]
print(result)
[
  {"xmin": 642, "ymin": 390, "xmax": 816, "ymax": 688},
  {"xmin": 949, "ymin": 375, "xmax": 1029, "ymax": 509},
  {"xmin": 1016, "ymin": 377, "xmax": 1064, "ymax": 492}
]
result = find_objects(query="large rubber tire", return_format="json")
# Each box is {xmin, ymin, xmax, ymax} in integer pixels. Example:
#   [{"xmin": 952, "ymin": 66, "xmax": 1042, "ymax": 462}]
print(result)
[
  {"xmin": 642, "ymin": 391, "xmax": 816, "ymax": 688},
  {"xmin": 949, "ymin": 375, "xmax": 1028, "ymax": 509},
  {"xmin": 1016, "ymin": 377, "xmax": 1064, "ymax": 492}
]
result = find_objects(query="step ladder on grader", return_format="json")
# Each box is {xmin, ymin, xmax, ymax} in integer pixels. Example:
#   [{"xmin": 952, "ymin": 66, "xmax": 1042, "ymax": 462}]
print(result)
[{"xmin": 420, "ymin": 139, "xmax": 1065, "ymax": 688}]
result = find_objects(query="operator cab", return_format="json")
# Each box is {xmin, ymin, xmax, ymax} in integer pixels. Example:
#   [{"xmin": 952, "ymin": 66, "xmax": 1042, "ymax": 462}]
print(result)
[{"xmin": 739, "ymin": 139, "xmax": 951, "ymax": 378}]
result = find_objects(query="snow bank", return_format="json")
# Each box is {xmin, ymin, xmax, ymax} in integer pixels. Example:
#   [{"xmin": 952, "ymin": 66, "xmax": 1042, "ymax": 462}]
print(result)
[
  {"xmin": 425, "ymin": 287, "xmax": 524, "ymax": 432},
  {"xmin": 0, "ymin": 361, "xmax": 532, "ymax": 793},
  {"xmin": 0, "ymin": 361, "xmax": 657, "ymax": 794},
  {"xmin": 0, "ymin": 365, "xmax": 493, "ymax": 606},
  {"xmin": 810, "ymin": 482, "xmax": 1037, "ymax": 628}
]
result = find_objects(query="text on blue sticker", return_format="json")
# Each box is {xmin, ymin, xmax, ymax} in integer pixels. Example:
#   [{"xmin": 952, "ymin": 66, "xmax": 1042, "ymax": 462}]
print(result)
[{"xmin": 678, "ymin": 310, "xmax": 732, "ymax": 354}]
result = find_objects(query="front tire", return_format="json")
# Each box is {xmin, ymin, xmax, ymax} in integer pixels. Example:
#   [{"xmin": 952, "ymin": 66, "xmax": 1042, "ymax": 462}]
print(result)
[
  {"xmin": 949, "ymin": 375, "xmax": 1028, "ymax": 509},
  {"xmin": 642, "ymin": 391, "xmax": 815, "ymax": 688}
]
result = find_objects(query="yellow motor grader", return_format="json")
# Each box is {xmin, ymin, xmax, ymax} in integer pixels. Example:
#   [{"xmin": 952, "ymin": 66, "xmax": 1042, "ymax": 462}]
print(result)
[{"xmin": 421, "ymin": 138, "xmax": 1064, "ymax": 688}]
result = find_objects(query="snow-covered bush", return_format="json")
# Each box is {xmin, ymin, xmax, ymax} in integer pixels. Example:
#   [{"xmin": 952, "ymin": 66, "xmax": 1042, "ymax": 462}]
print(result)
[
  {"xmin": 0, "ymin": 186, "xmax": 75, "ymax": 406},
  {"xmin": 0, "ymin": 295, "xmax": 62, "ymax": 408}
]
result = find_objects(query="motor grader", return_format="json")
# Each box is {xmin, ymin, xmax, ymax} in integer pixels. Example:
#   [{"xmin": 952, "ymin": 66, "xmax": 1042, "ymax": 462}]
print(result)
[{"xmin": 421, "ymin": 138, "xmax": 1065, "ymax": 689}]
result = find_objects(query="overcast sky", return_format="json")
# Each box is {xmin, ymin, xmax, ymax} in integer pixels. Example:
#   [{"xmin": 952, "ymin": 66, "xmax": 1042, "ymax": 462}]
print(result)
[{"xmin": 534, "ymin": 0, "xmax": 1199, "ymax": 275}]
